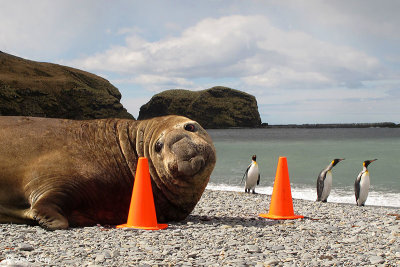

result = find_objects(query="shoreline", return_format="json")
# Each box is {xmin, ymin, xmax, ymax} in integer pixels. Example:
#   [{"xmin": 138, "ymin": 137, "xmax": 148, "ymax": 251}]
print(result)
[
  {"xmin": 261, "ymin": 122, "xmax": 400, "ymax": 129},
  {"xmin": 206, "ymin": 122, "xmax": 400, "ymax": 129},
  {"xmin": 0, "ymin": 189, "xmax": 399, "ymax": 266},
  {"xmin": 207, "ymin": 184, "xmax": 400, "ymax": 209}
]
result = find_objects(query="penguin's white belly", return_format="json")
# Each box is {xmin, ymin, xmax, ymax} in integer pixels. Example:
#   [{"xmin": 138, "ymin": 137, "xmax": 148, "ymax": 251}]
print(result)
[
  {"xmin": 358, "ymin": 173, "xmax": 370, "ymax": 205},
  {"xmin": 321, "ymin": 171, "xmax": 332, "ymax": 201},
  {"xmin": 245, "ymin": 165, "xmax": 259, "ymax": 189}
]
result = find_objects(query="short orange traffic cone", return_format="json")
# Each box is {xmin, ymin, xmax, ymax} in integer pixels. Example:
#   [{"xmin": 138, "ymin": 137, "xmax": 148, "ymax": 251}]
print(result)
[
  {"xmin": 117, "ymin": 157, "xmax": 168, "ymax": 230},
  {"xmin": 259, "ymin": 157, "xmax": 303, "ymax": 220}
]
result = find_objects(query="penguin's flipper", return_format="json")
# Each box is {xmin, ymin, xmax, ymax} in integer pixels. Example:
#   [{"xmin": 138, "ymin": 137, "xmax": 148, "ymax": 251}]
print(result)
[
  {"xmin": 241, "ymin": 164, "xmax": 251, "ymax": 184},
  {"xmin": 257, "ymin": 173, "xmax": 260, "ymax": 185},
  {"xmin": 316, "ymin": 171, "xmax": 325, "ymax": 201},
  {"xmin": 354, "ymin": 172, "xmax": 362, "ymax": 203}
]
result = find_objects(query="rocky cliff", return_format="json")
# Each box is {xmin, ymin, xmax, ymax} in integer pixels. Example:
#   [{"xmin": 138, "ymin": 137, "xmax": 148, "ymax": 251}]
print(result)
[
  {"xmin": 0, "ymin": 52, "xmax": 133, "ymax": 119},
  {"xmin": 138, "ymin": 86, "xmax": 262, "ymax": 128}
]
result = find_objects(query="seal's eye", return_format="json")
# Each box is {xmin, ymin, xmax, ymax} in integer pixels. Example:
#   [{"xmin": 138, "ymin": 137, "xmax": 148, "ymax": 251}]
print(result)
[
  {"xmin": 184, "ymin": 123, "xmax": 196, "ymax": 132},
  {"xmin": 155, "ymin": 140, "xmax": 163, "ymax": 152}
]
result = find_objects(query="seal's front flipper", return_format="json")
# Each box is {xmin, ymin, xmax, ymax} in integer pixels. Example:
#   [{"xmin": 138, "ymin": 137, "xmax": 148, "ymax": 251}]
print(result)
[
  {"xmin": 31, "ymin": 204, "xmax": 69, "ymax": 230},
  {"xmin": 0, "ymin": 205, "xmax": 35, "ymax": 225}
]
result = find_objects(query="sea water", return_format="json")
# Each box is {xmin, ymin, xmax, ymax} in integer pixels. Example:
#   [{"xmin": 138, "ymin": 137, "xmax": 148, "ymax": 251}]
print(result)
[{"xmin": 206, "ymin": 127, "xmax": 400, "ymax": 207}]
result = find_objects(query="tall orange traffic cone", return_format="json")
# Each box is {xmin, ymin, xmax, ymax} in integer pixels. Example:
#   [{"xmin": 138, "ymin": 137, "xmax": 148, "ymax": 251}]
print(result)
[
  {"xmin": 117, "ymin": 157, "xmax": 168, "ymax": 230},
  {"xmin": 259, "ymin": 157, "xmax": 303, "ymax": 220}
]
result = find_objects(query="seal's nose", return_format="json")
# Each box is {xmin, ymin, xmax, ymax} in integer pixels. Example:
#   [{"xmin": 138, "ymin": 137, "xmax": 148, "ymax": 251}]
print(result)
[
  {"xmin": 171, "ymin": 137, "xmax": 197, "ymax": 160},
  {"xmin": 169, "ymin": 136, "xmax": 206, "ymax": 176},
  {"xmin": 177, "ymin": 156, "xmax": 205, "ymax": 176}
]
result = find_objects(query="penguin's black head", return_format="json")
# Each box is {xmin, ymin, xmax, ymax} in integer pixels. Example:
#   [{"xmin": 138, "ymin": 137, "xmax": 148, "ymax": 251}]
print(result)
[
  {"xmin": 332, "ymin": 158, "xmax": 345, "ymax": 167},
  {"xmin": 363, "ymin": 159, "xmax": 377, "ymax": 168},
  {"xmin": 252, "ymin": 155, "xmax": 256, "ymax": 161}
]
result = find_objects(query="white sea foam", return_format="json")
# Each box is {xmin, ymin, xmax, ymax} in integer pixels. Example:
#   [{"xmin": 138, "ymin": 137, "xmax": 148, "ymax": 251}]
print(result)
[{"xmin": 206, "ymin": 183, "xmax": 400, "ymax": 208}]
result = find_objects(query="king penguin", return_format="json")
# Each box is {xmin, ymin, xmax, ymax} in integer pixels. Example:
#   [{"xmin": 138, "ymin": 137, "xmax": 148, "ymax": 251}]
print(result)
[
  {"xmin": 355, "ymin": 159, "xmax": 377, "ymax": 206},
  {"xmin": 316, "ymin": 158, "xmax": 345, "ymax": 202},
  {"xmin": 242, "ymin": 155, "xmax": 260, "ymax": 194}
]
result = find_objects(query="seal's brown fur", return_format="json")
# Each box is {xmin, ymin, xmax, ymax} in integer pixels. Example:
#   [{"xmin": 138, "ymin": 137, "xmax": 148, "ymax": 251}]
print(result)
[{"xmin": 0, "ymin": 116, "xmax": 216, "ymax": 230}]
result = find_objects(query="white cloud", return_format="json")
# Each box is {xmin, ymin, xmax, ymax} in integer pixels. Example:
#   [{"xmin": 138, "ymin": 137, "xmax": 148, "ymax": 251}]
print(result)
[
  {"xmin": 242, "ymin": 67, "xmax": 332, "ymax": 89},
  {"xmin": 71, "ymin": 15, "xmax": 383, "ymax": 92},
  {"xmin": 116, "ymin": 75, "xmax": 194, "ymax": 92}
]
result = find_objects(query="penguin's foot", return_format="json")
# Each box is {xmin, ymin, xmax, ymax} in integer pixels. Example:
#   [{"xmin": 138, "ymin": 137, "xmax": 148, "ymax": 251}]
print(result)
[{"xmin": 252, "ymin": 190, "xmax": 257, "ymax": 194}]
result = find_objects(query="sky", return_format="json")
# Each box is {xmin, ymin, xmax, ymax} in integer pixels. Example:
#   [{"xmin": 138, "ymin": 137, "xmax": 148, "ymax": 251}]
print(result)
[{"xmin": 1, "ymin": 0, "xmax": 400, "ymax": 124}]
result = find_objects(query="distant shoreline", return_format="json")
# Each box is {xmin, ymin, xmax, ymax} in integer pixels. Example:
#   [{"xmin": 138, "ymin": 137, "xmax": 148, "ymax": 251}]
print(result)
[
  {"xmin": 207, "ymin": 122, "xmax": 400, "ymax": 129},
  {"xmin": 261, "ymin": 122, "xmax": 400, "ymax": 129}
]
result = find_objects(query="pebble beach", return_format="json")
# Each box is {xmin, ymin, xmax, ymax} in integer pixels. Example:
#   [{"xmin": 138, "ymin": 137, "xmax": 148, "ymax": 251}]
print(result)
[{"xmin": 1, "ymin": 189, "xmax": 399, "ymax": 266}]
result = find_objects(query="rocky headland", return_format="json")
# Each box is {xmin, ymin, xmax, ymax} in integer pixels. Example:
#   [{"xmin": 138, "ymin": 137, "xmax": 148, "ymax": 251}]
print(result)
[
  {"xmin": 138, "ymin": 86, "xmax": 262, "ymax": 129},
  {"xmin": 0, "ymin": 51, "xmax": 133, "ymax": 119}
]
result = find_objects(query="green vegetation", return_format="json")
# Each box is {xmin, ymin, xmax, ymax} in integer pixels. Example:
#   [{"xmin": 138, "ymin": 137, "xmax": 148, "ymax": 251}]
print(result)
[
  {"xmin": 0, "ymin": 51, "xmax": 133, "ymax": 119},
  {"xmin": 138, "ymin": 86, "xmax": 262, "ymax": 128}
]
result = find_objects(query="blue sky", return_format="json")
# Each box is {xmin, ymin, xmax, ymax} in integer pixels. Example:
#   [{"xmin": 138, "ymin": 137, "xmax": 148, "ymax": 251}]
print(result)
[{"xmin": 1, "ymin": 0, "xmax": 400, "ymax": 124}]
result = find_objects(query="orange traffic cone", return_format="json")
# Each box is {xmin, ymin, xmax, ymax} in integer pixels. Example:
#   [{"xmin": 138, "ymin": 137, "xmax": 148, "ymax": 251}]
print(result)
[
  {"xmin": 117, "ymin": 157, "xmax": 168, "ymax": 230},
  {"xmin": 259, "ymin": 157, "xmax": 303, "ymax": 220}
]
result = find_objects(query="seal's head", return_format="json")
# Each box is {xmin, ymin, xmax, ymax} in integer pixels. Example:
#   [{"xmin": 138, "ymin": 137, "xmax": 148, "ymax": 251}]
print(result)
[{"xmin": 142, "ymin": 116, "xmax": 216, "ymax": 221}]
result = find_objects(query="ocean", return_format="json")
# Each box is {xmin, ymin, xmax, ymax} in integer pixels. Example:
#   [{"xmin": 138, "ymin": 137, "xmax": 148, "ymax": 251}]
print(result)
[{"xmin": 206, "ymin": 127, "xmax": 400, "ymax": 207}]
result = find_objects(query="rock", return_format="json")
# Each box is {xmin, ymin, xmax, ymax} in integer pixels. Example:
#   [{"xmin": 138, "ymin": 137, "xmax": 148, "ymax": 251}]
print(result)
[
  {"xmin": 271, "ymin": 245, "xmax": 285, "ymax": 251},
  {"xmin": 138, "ymin": 86, "xmax": 262, "ymax": 128},
  {"xmin": 187, "ymin": 252, "xmax": 198, "ymax": 258},
  {"xmin": 0, "ymin": 259, "xmax": 31, "ymax": 267},
  {"xmin": 103, "ymin": 250, "xmax": 112, "ymax": 259},
  {"xmin": 264, "ymin": 258, "xmax": 280, "ymax": 266},
  {"xmin": 301, "ymin": 252, "xmax": 312, "ymax": 259},
  {"xmin": 342, "ymin": 237, "xmax": 357, "ymax": 243},
  {"xmin": 111, "ymin": 250, "xmax": 120, "ymax": 257},
  {"xmin": 369, "ymin": 255, "xmax": 385, "ymax": 265},
  {"xmin": 0, "ymin": 51, "xmax": 133, "ymax": 120},
  {"xmin": 247, "ymin": 245, "xmax": 261, "ymax": 253},
  {"xmin": 17, "ymin": 243, "xmax": 35, "ymax": 251},
  {"xmin": 94, "ymin": 254, "xmax": 105, "ymax": 263}
]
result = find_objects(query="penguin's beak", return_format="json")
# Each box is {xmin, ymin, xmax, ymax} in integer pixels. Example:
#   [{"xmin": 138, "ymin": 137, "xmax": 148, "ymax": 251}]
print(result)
[
  {"xmin": 332, "ymin": 158, "xmax": 345, "ymax": 167},
  {"xmin": 364, "ymin": 159, "xmax": 377, "ymax": 168}
]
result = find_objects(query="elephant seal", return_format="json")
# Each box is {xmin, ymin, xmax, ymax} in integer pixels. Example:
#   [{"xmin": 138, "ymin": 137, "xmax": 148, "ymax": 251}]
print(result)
[{"xmin": 0, "ymin": 115, "xmax": 216, "ymax": 230}]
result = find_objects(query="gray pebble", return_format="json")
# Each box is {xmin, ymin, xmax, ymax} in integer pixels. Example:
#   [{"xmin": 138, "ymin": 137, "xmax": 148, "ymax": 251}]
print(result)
[
  {"xmin": 111, "ymin": 250, "xmax": 120, "ymax": 257},
  {"xmin": 264, "ymin": 258, "xmax": 280, "ymax": 265},
  {"xmin": 0, "ymin": 259, "xmax": 32, "ymax": 267},
  {"xmin": 247, "ymin": 245, "xmax": 261, "ymax": 253},
  {"xmin": 103, "ymin": 250, "xmax": 112, "ymax": 259},
  {"xmin": 369, "ymin": 255, "xmax": 385, "ymax": 264},
  {"xmin": 94, "ymin": 254, "xmax": 105, "ymax": 263},
  {"xmin": 272, "ymin": 245, "xmax": 285, "ymax": 251},
  {"xmin": 17, "ymin": 243, "xmax": 34, "ymax": 251}
]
